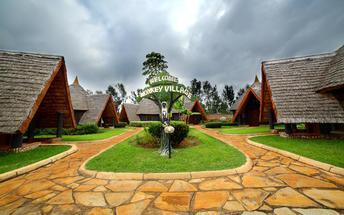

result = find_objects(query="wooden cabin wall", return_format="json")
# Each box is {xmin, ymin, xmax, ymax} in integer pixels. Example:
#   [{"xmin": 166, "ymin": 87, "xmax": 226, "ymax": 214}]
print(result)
[
  {"xmin": 139, "ymin": 114, "xmax": 160, "ymax": 121},
  {"xmin": 34, "ymin": 68, "xmax": 73, "ymax": 129}
]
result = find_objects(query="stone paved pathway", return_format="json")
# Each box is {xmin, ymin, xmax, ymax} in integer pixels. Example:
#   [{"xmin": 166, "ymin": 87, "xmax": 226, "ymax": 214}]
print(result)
[{"xmin": 0, "ymin": 126, "xmax": 343, "ymax": 215}]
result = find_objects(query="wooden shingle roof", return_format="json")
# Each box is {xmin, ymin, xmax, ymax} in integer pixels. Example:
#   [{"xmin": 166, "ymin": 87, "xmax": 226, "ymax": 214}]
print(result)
[
  {"xmin": 262, "ymin": 45, "xmax": 344, "ymax": 124},
  {"xmin": 79, "ymin": 94, "xmax": 112, "ymax": 124},
  {"xmin": 0, "ymin": 50, "xmax": 76, "ymax": 134},
  {"xmin": 122, "ymin": 103, "xmax": 140, "ymax": 122},
  {"xmin": 69, "ymin": 77, "xmax": 89, "ymax": 110}
]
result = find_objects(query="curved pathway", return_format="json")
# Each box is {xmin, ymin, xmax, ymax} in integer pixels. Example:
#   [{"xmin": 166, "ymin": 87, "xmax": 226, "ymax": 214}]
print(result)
[{"xmin": 0, "ymin": 126, "xmax": 343, "ymax": 215}]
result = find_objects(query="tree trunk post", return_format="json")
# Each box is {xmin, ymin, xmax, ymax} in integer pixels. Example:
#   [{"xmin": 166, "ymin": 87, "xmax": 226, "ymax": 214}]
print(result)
[
  {"xmin": 56, "ymin": 112, "xmax": 64, "ymax": 138},
  {"xmin": 268, "ymin": 108, "xmax": 274, "ymax": 129},
  {"xmin": 11, "ymin": 132, "xmax": 23, "ymax": 149},
  {"xmin": 285, "ymin": 123, "xmax": 293, "ymax": 135},
  {"xmin": 27, "ymin": 118, "xmax": 36, "ymax": 143}
]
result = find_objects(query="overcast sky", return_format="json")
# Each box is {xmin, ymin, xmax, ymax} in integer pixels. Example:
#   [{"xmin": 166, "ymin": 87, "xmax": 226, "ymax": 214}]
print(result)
[{"xmin": 0, "ymin": 0, "xmax": 343, "ymax": 94}]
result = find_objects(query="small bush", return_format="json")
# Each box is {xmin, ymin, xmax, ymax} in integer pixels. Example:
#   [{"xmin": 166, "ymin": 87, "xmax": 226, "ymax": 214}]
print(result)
[
  {"xmin": 170, "ymin": 121, "xmax": 189, "ymax": 146},
  {"xmin": 129, "ymin": 121, "xmax": 161, "ymax": 127},
  {"xmin": 34, "ymin": 124, "xmax": 99, "ymax": 136},
  {"xmin": 205, "ymin": 122, "xmax": 223, "ymax": 128},
  {"xmin": 114, "ymin": 122, "xmax": 127, "ymax": 128},
  {"xmin": 148, "ymin": 121, "xmax": 189, "ymax": 147},
  {"xmin": 147, "ymin": 121, "xmax": 162, "ymax": 138},
  {"xmin": 222, "ymin": 122, "xmax": 238, "ymax": 127},
  {"xmin": 72, "ymin": 124, "xmax": 99, "ymax": 135}
]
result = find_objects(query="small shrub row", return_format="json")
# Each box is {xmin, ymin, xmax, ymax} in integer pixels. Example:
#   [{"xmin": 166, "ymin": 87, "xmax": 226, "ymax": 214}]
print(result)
[
  {"xmin": 114, "ymin": 122, "xmax": 127, "ymax": 128},
  {"xmin": 129, "ymin": 121, "xmax": 161, "ymax": 127},
  {"xmin": 147, "ymin": 121, "xmax": 189, "ymax": 146},
  {"xmin": 35, "ymin": 124, "xmax": 99, "ymax": 136},
  {"xmin": 205, "ymin": 121, "xmax": 238, "ymax": 128}
]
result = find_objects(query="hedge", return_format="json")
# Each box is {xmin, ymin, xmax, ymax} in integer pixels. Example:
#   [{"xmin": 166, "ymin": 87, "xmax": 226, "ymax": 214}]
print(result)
[
  {"xmin": 34, "ymin": 124, "xmax": 99, "ymax": 136},
  {"xmin": 114, "ymin": 122, "xmax": 127, "ymax": 128},
  {"xmin": 129, "ymin": 121, "xmax": 161, "ymax": 127},
  {"xmin": 148, "ymin": 121, "xmax": 189, "ymax": 147}
]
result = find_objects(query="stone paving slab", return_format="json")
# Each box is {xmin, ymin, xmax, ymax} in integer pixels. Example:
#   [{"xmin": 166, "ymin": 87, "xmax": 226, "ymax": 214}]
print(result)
[{"xmin": 0, "ymin": 126, "xmax": 343, "ymax": 214}]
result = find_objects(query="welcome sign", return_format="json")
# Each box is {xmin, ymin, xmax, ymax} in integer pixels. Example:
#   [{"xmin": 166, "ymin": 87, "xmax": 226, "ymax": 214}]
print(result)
[
  {"xmin": 148, "ymin": 74, "xmax": 178, "ymax": 85},
  {"xmin": 140, "ymin": 84, "xmax": 192, "ymax": 99}
]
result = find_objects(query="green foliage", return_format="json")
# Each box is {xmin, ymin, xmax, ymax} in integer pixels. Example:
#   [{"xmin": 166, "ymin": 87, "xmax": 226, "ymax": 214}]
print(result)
[
  {"xmin": 86, "ymin": 129, "xmax": 246, "ymax": 172},
  {"xmin": 147, "ymin": 121, "xmax": 189, "ymax": 146},
  {"xmin": 136, "ymin": 129, "xmax": 160, "ymax": 147},
  {"xmin": 35, "ymin": 124, "xmax": 99, "ymax": 136},
  {"xmin": 129, "ymin": 121, "xmax": 161, "ymax": 127},
  {"xmin": 147, "ymin": 121, "xmax": 162, "ymax": 138},
  {"xmin": 106, "ymin": 83, "xmax": 127, "ymax": 111},
  {"xmin": 142, "ymin": 52, "xmax": 168, "ymax": 82},
  {"xmin": 205, "ymin": 122, "xmax": 223, "ymax": 128},
  {"xmin": 170, "ymin": 121, "xmax": 189, "ymax": 146},
  {"xmin": 114, "ymin": 122, "xmax": 127, "ymax": 128},
  {"xmin": 0, "ymin": 145, "xmax": 71, "ymax": 174}
]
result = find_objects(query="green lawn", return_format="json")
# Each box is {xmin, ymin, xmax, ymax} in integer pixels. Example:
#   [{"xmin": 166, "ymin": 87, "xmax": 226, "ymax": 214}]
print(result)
[
  {"xmin": 250, "ymin": 135, "xmax": 344, "ymax": 167},
  {"xmin": 0, "ymin": 145, "xmax": 71, "ymax": 174},
  {"xmin": 36, "ymin": 128, "xmax": 128, "ymax": 141},
  {"xmin": 219, "ymin": 125, "xmax": 271, "ymax": 134},
  {"xmin": 86, "ymin": 129, "xmax": 246, "ymax": 172}
]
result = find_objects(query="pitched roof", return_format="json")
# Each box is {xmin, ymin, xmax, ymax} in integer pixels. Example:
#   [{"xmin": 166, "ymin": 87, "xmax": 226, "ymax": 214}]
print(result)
[
  {"xmin": 230, "ymin": 95, "xmax": 244, "ymax": 111},
  {"xmin": 230, "ymin": 76, "xmax": 261, "ymax": 111},
  {"xmin": 231, "ymin": 77, "xmax": 261, "ymax": 123},
  {"xmin": 262, "ymin": 45, "xmax": 344, "ymax": 123},
  {"xmin": 122, "ymin": 103, "xmax": 140, "ymax": 122},
  {"xmin": 78, "ymin": 94, "xmax": 107, "ymax": 124},
  {"xmin": 0, "ymin": 50, "xmax": 75, "ymax": 134},
  {"xmin": 69, "ymin": 77, "xmax": 89, "ymax": 110},
  {"xmin": 136, "ymin": 98, "xmax": 160, "ymax": 115},
  {"xmin": 69, "ymin": 78, "xmax": 118, "ymax": 125},
  {"xmin": 317, "ymin": 46, "xmax": 344, "ymax": 92}
]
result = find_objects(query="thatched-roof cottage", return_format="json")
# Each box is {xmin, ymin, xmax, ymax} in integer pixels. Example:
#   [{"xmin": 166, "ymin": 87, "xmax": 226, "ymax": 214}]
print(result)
[
  {"xmin": 260, "ymin": 45, "xmax": 344, "ymax": 135},
  {"xmin": 69, "ymin": 77, "xmax": 119, "ymax": 127},
  {"xmin": 0, "ymin": 50, "xmax": 76, "ymax": 149},
  {"xmin": 119, "ymin": 98, "xmax": 207, "ymax": 124},
  {"xmin": 232, "ymin": 76, "xmax": 261, "ymax": 126}
]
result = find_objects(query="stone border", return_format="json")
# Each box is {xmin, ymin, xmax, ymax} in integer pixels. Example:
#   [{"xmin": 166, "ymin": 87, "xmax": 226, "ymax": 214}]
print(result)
[
  {"xmin": 246, "ymin": 137, "xmax": 344, "ymax": 176},
  {"xmin": 79, "ymin": 130, "xmax": 253, "ymax": 180},
  {"xmin": 0, "ymin": 144, "xmax": 78, "ymax": 182}
]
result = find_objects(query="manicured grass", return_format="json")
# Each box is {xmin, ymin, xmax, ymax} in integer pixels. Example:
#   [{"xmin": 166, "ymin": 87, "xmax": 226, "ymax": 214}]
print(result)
[
  {"xmin": 86, "ymin": 129, "xmax": 246, "ymax": 172},
  {"xmin": 250, "ymin": 135, "xmax": 344, "ymax": 167},
  {"xmin": 220, "ymin": 125, "xmax": 271, "ymax": 134},
  {"xmin": 36, "ymin": 128, "xmax": 128, "ymax": 141},
  {"xmin": 0, "ymin": 145, "xmax": 71, "ymax": 174}
]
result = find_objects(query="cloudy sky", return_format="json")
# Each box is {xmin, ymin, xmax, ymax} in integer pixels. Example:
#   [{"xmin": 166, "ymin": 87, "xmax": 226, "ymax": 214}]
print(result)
[{"xmin": 0, "ymin": 0, "xmax": 343, "ymax": 94}]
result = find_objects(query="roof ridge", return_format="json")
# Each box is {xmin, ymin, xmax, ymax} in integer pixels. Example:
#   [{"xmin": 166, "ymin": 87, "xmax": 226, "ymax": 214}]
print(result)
[
  {"xmin": 263, "ymin": 52, "xmax": 335, "ymax": 65},
  {"xmin": 0, "ymin": 49, "xmax": 63, "ymax": 59}
]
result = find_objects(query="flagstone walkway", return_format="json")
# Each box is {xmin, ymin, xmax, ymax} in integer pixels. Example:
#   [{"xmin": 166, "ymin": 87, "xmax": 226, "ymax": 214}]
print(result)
[{"xmin": 0, "ymin": 126, "xmax": 343, "ymax": 215}]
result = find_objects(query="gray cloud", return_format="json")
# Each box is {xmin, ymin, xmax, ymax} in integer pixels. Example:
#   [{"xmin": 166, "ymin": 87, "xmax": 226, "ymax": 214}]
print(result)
[{"xmin": 0, "ymin": 0, "xmax": 343, "ymax": 94}]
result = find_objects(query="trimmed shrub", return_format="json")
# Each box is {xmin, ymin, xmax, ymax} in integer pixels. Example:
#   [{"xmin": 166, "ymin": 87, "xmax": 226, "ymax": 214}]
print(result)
[
  {"xmin": 170, "ymin": 121, "xmax": 189, "ymax": 146},
  {"xmin": 148, "ymin": 121, "xmax": 189, "ymax": 147},
  {"xmin": 222, "ymin": 122, "xmax": 238, "ymax": 127},
  {"xmin": 114, "ymin": 122, "xmax": 127, "ymax": 128},
  {"xmin": 71, "ymin": 124, "xmax": 99, "ymax": 135},
  {"xmin": 129, "ymin": 121, "xmax": 161, "ymax": 127},
  {"xmin": 34, "ymin": 124, "xmax": 99, "ymax": 136},
  {"xmin": 147, "ymin": 121, "xmax": 162, "ymax": 138},
  {"xmin": 205, "ymin": 122, "xmax": 223, "ymax": 128}
]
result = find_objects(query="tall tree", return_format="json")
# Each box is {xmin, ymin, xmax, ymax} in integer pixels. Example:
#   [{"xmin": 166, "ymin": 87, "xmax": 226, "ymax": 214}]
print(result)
[
  {"xmin": 235, "ymin": 84, "xmax": 250, "ymax": 100},
  {"xmin": 222, "ymin": 85, "xmax": 235, "ymax": 108},
  {"xmin": 190, "ymin": 78, "xmax": 202, "ymax": 100},
  {"xmin": 130, "ymin": 89, "xmax": 143, "ymax": 104},
  {"xmin": 202, "ymin": 81, "xmax": 212, "ymax": 112},
  {"xmin": 116, "ymin": 83, "xmax": 127, "ymax": 103},
  {"xmin": 142, "ymin": 52, "xmax": 168, "ymax": 83},
  {"xmin": 106, "ymin": 83, "xmax": 127, "ymax": 111}
]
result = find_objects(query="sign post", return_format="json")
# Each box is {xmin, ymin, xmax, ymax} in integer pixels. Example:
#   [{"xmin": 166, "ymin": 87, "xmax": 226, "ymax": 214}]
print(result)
[{"xmin": 140, "ymin": 72, "xmax": 191, "ymax": 157}]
